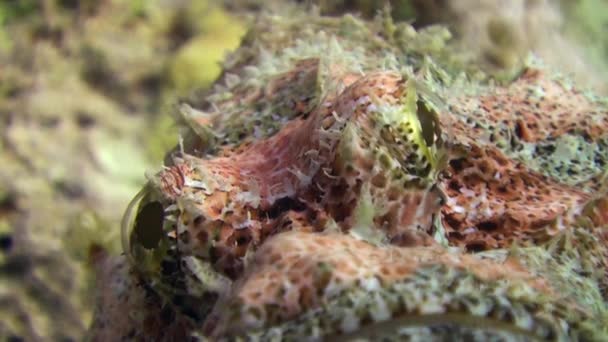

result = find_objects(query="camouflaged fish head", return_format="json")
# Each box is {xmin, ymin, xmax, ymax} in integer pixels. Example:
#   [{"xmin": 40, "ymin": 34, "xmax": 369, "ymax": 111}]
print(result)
[
  {"xmin": 102, "ymin": 11, "xmax": 608, "ymax": 341},
  {"xmin": 120, "ymin": 56, "xmax": 450, "ymax": 320}
]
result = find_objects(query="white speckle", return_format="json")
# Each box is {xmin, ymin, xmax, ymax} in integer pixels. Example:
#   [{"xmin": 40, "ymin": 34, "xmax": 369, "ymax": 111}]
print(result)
[
  {"xmin": 340, "ymin": 311, "xmax": 360, "ymax": 333},
  {"xmin": 459, "ymin": 187, "xmax": 476, "ymax": 197},
  {"xmin": 361, "ymin": 277, "xmax": 381, "ymax": 291},
  {"xmin": 331, "ymin": 110, "xmax": 346, "ymax": 123},
  {"xmin": 184, "ymin": 179, "xmax": 208, "ymax": 191},
  {"xmin": 164, "ymin": 204, "xmax": 178, "ymax": 213},
  {"xmin": 370, "ymin": 293, "xmax": 391, "ymax": 322},
  {"xmin": 286, "ymin": 166, "xmax": 312, "ymax": 185},
  {"xmin": 451, "ymin": 205, "xmax": 465, "ymax": 214},
  {"xmin": 355, "ymin": 95, "xmax": 370, "ymax": 106},
  {"xmin": 419, "ymin": 297, "xmax": 446, "ymax": 314},
  {"xmin": 463, "ymin": 227, "xmax": 476, "ymax": 235},
  {"xmin": 304, "ymin": 149, "xmax": 319, "ymax": 157}
]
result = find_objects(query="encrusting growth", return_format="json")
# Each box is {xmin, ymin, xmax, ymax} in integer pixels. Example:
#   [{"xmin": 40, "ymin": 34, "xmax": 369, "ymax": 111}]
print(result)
[{"xmin": 88, "ymin": 7, "xmax": 608, "ymax": 341}]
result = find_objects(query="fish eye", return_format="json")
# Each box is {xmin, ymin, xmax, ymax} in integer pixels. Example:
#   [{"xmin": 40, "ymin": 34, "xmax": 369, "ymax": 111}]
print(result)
[
  {"xmin": 416, "ymin": 100, "xmax": 437, "ymax": 147},
  {"xmin": 133, "ymin": 201, "xmax": 165, "ymax": 250},
  {"xmin": 121, "ymin": 185, "xmax": 165, "ymax": 261}
]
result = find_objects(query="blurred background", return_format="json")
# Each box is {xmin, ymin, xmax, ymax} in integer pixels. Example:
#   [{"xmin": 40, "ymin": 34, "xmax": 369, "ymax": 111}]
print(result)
[{"xmin": 0, "ymin": 0, "xmax": 606, "ymax": 340}]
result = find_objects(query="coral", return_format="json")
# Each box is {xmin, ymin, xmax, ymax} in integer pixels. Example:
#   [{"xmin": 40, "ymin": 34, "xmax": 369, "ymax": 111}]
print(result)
[{"xmin": 90, "ymin": 6, "xmax": 608, "ymax": 341}]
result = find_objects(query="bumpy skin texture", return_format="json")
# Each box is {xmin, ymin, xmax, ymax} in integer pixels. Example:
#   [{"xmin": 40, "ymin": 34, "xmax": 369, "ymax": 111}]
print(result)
[{"xmin": 89, "ymin": 10, "xmax": 608, "ymax": 341}]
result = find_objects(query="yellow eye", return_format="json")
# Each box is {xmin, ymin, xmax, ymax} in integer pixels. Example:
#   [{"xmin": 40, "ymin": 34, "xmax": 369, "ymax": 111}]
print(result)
[{"xmin": 416, "ymin": 100, "xmax": 437, "ymax": 147}]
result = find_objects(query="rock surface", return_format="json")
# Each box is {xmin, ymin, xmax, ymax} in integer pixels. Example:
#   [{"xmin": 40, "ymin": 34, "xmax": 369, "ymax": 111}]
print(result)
[{"xmin": 0, "ymin": 1, "xmax": 244, "ymax": 340}]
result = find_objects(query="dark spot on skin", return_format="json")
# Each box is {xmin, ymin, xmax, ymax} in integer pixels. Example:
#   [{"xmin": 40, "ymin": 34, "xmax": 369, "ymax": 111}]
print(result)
[
  {"xmin": 193, "ymin": 215, "xmax": 205, "ymax": 226},
  {"xmin": 443, "ymin": 215, "xmax": 461, "ymax": 230},
  {"xmin": 514, "ymin": 121, "xmax": 524, "ymax": 140},
  {"xmin": 266, "ymin": 197, "xmax": 306, "ymax": 219},
  {"xmin": 465, "ymin": 241, "xmax": 487, "ymax": 253},
  {"xmin": 449, "ymin": 158, "xmax": 466, "ymax": 172},
  {"xmin": 477, "ymin": 221, "xmax": 498, "ymax": 231},
  {"xmin": 235, "ymin": 232, "xmax": 252, "ymax": 246},
  {"xmin": 448, "ymin": 180, "xmax": 460, "ymax": 192},
  {"xmin": 196, "ymin": 230, "xmax": 209, "ymax": 244},
  {"xmin": 133, "ymin": 201, "xmax": 164, "ymax": 249}
]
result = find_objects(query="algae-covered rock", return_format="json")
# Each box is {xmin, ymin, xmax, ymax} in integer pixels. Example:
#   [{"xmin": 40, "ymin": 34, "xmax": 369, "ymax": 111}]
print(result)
[
  {"xmin": 168, "ymin": 2, "xmax": 247, "ymax": 96},
  {"xmin": 409, "ymin": 0, "xmax": 608, "ymax": 93},
  {"xmin": 559, "ymin": 0, "xmax": 608, "ymax": 93},
  {"xmin": 89, "ymin": 5, "xmax": 608, "ymax": 341},
  {"xmin": 0, "ymin": 1, "xmax": 245, "ymax": 340}
]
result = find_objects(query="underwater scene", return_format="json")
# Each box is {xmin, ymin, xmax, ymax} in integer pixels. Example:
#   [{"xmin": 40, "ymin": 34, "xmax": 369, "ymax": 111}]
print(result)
[{"xmin": 1, "ymin": 0, "xmax": 608, "ymax": 340}]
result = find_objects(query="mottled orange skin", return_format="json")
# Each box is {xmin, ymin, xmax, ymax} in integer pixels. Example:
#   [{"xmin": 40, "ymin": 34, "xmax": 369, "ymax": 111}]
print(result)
[
  {"xmin": 204, "ymin": 230, "xmax": 553, "ymax": 337},
  {"xmin": 89, "ymin": 14, "xmax": 608, "ymax": 341},
  {"xmin": 440, "ymin": 69, "xmax": 607, "ymax": 251}
]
